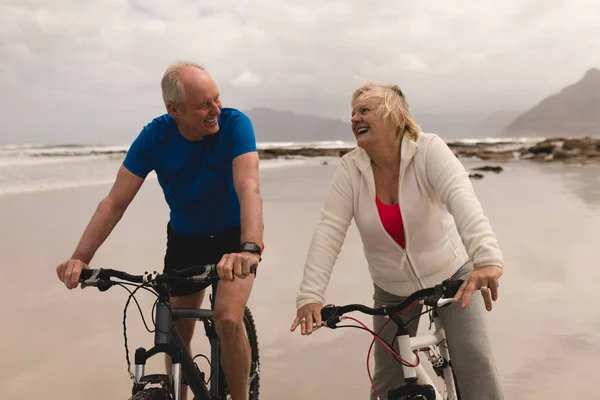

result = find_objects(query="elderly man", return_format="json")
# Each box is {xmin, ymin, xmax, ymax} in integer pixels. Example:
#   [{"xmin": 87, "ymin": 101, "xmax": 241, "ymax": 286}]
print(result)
[{"xmin": 56, "ymin": 61, "xmax": 263, "ymax": 400}]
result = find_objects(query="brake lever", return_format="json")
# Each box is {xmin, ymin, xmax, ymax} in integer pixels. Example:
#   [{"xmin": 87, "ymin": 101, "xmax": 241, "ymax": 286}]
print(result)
[
  {"xmin": 82, "ymin": 268, "xmax": 102, "ymax": 288},
  {"xmin": 80, "ymin": 269, "xmax": 116, "ymax": 292},
  {"xmin": 437, "ymin": 297, "xmax": 455, "ymax": 307},
  {"xmin": 97, "ymin": 280, "xmax": 113, "ymax": 292},
  {"xmin": 423, "ymin": 295, "xmax": 441, "ymax": 307},
  {"xmin": 324, "ymin": 316, "xmax": 342, "ymax": 329},
  {"xmin": 320, "ymin": 305, "xmax": 342, "ymax": 329},
  {"xmin": 423, "ymin": 294, "xmax": 456, "ymax": 308},
  {"xmin": 441, "ymin": 278, "xmax": 464, "ymax": 297},
  {"xmin": 421, "ymin": 278, "xmax": 464, "ymax": 308},
  {"xmin": 437, "ymin": 278, "xmax": 463, "ymax": 308}
]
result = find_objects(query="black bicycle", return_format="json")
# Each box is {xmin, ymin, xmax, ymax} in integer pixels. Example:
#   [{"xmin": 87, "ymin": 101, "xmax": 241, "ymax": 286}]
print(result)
[
  {"xmin": 320, "ymin": 278, "xmax": 465, "ymax": 400},
  {"xmin": 79, "ymin": 264, "xmax": 260, "ymax": 400}
]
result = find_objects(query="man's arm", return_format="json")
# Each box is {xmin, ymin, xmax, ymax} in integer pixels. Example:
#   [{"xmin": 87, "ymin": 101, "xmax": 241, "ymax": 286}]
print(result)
[
  {"xmin": 215, "ymin": 112, "xmax": 263, "ymax": 281},
  {"xmin": 57, "ymin": 165, "xmax": 146, "ymax": 289},
  {"xmin": 232, "ymin": 151, "xmax": 263, "ymax": 247},
  {"xmin": 72, "ymin": 165, "xmax": 145, "ymax": 263}
]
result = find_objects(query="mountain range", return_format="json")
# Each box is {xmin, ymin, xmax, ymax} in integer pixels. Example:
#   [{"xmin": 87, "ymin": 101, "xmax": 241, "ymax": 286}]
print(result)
[
  {"xmin": 244, "ymin": 67, "xmax": 600, "ymax": 141},
  {"xmin": 242, "ymin": 107, "xmax": 351, "ymax": 143},
  {"xmin": 243, "ymin": 107, "xmax": 504, "ymax": 142},
  {"xmin": 503, "ymin": 68, "xmax": 600, "ymax": 137}
]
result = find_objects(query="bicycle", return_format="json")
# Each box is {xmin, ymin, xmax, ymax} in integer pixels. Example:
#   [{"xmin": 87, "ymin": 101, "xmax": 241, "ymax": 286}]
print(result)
[
  {"xmin": 78, "ymin": 264, "xmax": 260, "ymax": 400},
  {"xmin": 319, "ymin": 278, "xmax": 465, "ymax": 400}
]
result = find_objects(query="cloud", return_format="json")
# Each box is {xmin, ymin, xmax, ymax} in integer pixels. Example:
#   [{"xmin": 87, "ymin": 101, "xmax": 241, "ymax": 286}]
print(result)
[
  {"xmin": 231, "ymin": 71, "xmax": 263, "ymax": 87},
  {"xmin": 0, "ymin": 0, "xmax": 599, "ymax": 144}
]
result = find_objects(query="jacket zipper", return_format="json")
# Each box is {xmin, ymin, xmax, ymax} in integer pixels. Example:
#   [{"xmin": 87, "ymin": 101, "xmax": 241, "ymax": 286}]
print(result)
[
  {"xmin": 364, "ymin": 148, "xmax": 422, "ymax": 289},
  {"xmin": 397, "ymin": 158, "xmax": 424, "ymax": 290}
]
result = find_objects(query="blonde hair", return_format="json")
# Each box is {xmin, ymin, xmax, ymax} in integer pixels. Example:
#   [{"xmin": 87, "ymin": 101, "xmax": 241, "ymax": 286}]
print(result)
[
  {"xmin": 161, "ymin": 61, "xmax": 206, "ymax": 108},
  {"xmin": 351, "ymin": 81, "xmax": 421, "ymax": 140}
]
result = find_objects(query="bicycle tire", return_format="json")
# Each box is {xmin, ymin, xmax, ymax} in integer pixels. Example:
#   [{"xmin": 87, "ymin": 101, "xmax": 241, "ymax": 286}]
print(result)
[
  {"xmin": 129, "ymin": 387, "xmax": 172, "ymax": 399},
  {"xmin": 217, "ymin": 307, "xmax": 260, "ymax": 399}
]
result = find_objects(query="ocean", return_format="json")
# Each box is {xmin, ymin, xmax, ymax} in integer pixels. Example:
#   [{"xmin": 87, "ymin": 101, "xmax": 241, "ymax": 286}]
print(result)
[
  {"xmin": 0, "ymin": 137, "xmax": 544, "ymax": 197},
  {"xmin": 0, "ymin": 142, "xmax": 339, "ymax": 196}
]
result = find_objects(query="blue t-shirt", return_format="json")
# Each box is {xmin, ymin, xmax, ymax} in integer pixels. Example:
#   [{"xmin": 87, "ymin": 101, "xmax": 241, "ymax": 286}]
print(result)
[{"xmin": 123, "ymin": 108, "xmax": 257, "ymax": 236}]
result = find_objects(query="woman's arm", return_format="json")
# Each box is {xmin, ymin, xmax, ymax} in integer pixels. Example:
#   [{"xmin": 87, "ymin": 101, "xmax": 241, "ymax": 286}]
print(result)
[
  {"xmin": 296, "ymin": 159, "xmax": 355, "ymax": 309},
  {"xmin": 424, "ymin": 135, "xmax": 504, "ymax": 310},
  {"xmin": 424, "ymin": 135, "xmax": 504, "ymax": 269}
]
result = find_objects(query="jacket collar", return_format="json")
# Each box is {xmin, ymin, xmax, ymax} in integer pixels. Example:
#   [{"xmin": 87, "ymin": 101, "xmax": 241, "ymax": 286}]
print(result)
[{"xmin": 351, "ymin": 134, "xmax": 419, "ymax": 178}]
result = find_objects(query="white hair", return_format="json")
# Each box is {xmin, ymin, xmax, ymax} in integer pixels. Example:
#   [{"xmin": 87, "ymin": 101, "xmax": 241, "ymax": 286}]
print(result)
[
  {"xmin": 161, "ymin": 61, "xmax": 206, "ymax": 108},
  {"xmin": 352, "ymin": 81, "xmax": 422, "ymax": 140}
]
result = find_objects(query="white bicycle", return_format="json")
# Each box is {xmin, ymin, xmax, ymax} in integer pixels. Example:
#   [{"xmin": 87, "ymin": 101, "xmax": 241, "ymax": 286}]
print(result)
[{"xmin": 320, "ymin": 278, "xmax": 464, "ymax": 400}]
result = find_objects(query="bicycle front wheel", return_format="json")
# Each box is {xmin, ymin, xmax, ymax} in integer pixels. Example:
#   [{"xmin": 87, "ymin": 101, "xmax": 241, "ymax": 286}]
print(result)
[
  {"xmin": 129, "ymin": 387, "xmax": 171, "ymax": 399},
  {"xmin": 218, "ymin": 306, "xmax": 260, "ymax": 400}
]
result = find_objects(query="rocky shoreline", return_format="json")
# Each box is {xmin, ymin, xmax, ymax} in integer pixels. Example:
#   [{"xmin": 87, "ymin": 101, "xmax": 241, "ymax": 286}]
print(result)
[
  {"xmin": 28, "ymin": 136, "xmax": 599, "ymax": 168},
  {"xmin": 258, "ymin": 136, "xmax": 600, "ymax": 165},
  {"xmin": 447, "ymin": 137, "xmax": 600, "ymax": 164}
]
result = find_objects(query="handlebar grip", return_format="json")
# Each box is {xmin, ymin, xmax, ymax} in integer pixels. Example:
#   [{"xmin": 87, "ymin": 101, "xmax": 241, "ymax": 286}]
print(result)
[
  {"xmin": 228, "ymin": 264, "xmax": 258, "ymax": 280},
  {"xmin": 79, "ymin": 268, "xmax": 95, "ymax": 281},
  {"xmin": 441, "ymin": 278, "xmax": 464, "ymax": 297}
]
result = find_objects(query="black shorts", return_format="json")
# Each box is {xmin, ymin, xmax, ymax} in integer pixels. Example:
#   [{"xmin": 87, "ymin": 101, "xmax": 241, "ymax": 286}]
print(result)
[{"xmin": 164, "ymin": 222, "xmax": 241, "ymax": 297}]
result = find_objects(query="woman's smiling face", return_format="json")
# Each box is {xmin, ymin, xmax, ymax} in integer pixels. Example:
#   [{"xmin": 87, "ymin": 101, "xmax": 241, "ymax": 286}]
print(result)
[{"xmin": 350, "ymin": 96, "xmax": 397, "ymax": 150}]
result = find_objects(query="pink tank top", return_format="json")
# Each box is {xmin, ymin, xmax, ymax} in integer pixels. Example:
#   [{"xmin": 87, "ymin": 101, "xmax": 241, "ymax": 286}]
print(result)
[{"xmin": 375, "ymin": 196, "xmax": 406, "ymax": 248}]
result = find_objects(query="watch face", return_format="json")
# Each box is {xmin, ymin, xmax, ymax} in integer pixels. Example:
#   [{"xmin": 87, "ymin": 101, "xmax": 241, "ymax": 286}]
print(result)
[{"xmin": 242, "ymin": 242, "xmax": 261, "ymax": 254}]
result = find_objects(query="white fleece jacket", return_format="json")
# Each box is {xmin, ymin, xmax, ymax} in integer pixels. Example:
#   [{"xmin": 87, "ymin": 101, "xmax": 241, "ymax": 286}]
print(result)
[{"xmin": 296, "ymin": 132, "xmax": 504, "ymax": 309}]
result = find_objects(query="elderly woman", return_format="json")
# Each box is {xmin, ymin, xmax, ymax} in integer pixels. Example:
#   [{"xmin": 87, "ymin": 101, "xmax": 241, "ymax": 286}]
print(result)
[{"xmin": 290, "ymin": 82, "xmax": 504, "ymax": 399}]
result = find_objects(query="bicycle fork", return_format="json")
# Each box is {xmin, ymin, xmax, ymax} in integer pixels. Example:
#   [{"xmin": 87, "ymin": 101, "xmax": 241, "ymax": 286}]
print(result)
[
  {"xmin": 389, "ymin": 312, "xmax": 460, "ymax": 400},
  {"xmin": 420, "ymin": 313, "xmax": 458, "ymax": 400},
  {"xmin": 172, "ymin": 362, "xmax": 182, "ymax": 400},
  {"xmin": 388, "ymin": 314, "xmax": 438, "ymax": 400},
  {"xmin": 133, "ymin": 299, "xmax": 185, "ymax": 400},
  {"xmin": 433, "ymin": 314, "xmax": 458, "ymax": 399}
]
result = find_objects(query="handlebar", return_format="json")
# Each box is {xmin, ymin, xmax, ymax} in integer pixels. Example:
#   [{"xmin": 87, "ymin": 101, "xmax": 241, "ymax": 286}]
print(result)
[
  {"xmin": 320, "ymin": 278, "xmax": 464, "ymax": 328},
  {"xmin": 79, "ymin": 264, "xmax": 256, "ymax": 292}
]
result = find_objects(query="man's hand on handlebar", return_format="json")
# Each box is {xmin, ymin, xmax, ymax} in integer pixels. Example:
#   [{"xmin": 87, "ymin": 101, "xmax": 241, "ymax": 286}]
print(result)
[
  {"xmin": 290, "ymin": 302, "xmax": 323, "ymax": 335},
  {"xmin": 56, "ymin": 259, "xmax": 90, "ymax": 289},
  {"xmin": 216, "ymin": 252, "xmax": 260, "ymax": 282}
]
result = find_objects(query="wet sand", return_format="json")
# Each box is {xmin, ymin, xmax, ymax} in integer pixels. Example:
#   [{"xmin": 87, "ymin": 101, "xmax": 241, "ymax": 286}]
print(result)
[{"xmin": 1, "ymin": 158, "xmax": 599, "ymax": 399}]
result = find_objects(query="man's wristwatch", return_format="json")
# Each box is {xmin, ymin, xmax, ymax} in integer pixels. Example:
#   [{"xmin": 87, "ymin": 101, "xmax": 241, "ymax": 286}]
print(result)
[{"xmin": 240, "ymin": 242, "xmax": 262, "ymax": 257}]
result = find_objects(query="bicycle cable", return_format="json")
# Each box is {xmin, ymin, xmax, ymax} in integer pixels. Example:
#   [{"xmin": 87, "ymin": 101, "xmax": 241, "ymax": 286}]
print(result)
[
  {"xmin": 345, "ymin": 316, "xmax": 419, "ymax": 367},
  {"xmin": 115, "ymin": 282, "xmax": 158, "ymax": 332},
  {"xmin": 117, "ymin": 278, "xmax": 185, "ymax": 383},
  {"xmin": 330, "ymin": 324, "xmax": 396, "ymax": 354},
  {"xmin": 192, "ymin": 354, "xmax": 212, "ymax": 385},
  {"xmin": 404, "ymin": 305, "xmax": 439, "ymax": 328},
  {"xmin": 87, "ymin": 272, "xmax": 214, "ymax": 384},
  {"xmin": 118, "ymin": 282, "xmax": 157, "ymax": 381}
]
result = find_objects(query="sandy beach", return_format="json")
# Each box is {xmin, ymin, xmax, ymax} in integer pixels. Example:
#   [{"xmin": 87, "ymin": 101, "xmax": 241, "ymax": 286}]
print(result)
[{"xmin": 1, "ymin": 156, "xmax": 600, "ymax": 399}]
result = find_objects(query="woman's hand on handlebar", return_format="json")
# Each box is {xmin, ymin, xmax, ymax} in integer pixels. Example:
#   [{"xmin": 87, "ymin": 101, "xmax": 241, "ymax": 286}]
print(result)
[
  {"xmin": 454, "ymin": 265, "xmax": 503, "ymax": 311},
  {"xmin": 56, "ymin": 259, "xmax": 90, "ymax": 289},
  {"xmin": 290, "ymin": 302, "xmax": 323, "ymax": 335}
]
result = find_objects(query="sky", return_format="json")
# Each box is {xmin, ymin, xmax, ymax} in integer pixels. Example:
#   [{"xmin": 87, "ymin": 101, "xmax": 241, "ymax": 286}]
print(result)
[{"xmin": 1, "ymin": 0, "xmax": 599, "ymax": 145}]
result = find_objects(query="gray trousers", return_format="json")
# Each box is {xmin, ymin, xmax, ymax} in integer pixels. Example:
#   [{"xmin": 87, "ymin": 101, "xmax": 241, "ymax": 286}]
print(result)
[{"xmin": 370, "ymin": 262, "xmax": 504, "ymax": 400}]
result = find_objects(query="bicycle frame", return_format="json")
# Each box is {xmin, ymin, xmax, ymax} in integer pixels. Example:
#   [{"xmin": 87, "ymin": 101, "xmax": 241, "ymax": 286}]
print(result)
[
  {"xmin": 392, "ymin": 309, "xmax": 458, "ymax": 400},
  {"xmin": 321, "ymin": 278, "xmax": 464, "ymax": 400},
  {"xmin": 79, "ymin": 264, "xmax": 259, "ymax": 400},
  {"xmin": 132, "ymin": 281, "xmax": 222, "ymax": 400}
]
